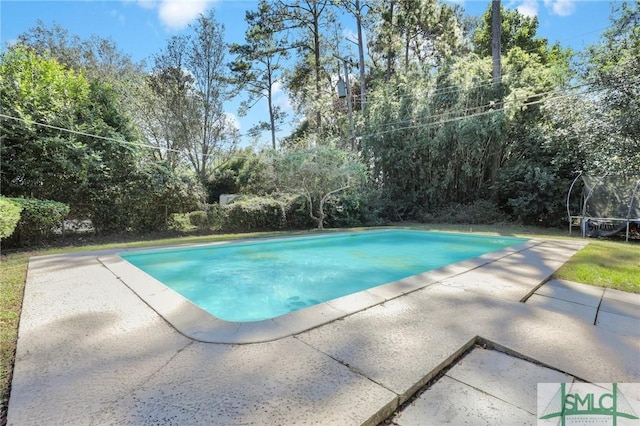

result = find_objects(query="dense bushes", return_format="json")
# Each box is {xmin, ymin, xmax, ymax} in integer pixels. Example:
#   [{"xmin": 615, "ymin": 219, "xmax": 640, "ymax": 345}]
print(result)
[
  {"xmin": 419, "ymin": 200, "xmax": 508, "ymax": 225},
  {"xmin": 88, "ymin": 164, "xmax": 206, "ymax": 234},
  {"xmin": 199, "ymin": 191, "xmax": 383, "ymax": 232},
  {"xmin": 0, "ymin": 197, "xmax": 23, "ymax": 239},
  {"xmin": 221, "ymin": 196, "xmax": 286, "ymax": 232},
  {"xmin": 324, "ymin": 192, "xmax": 389, "ymax": 228},
  {"xmin": 188, "ymin": 211, "xmax": 209, "ymax": 229},
  {"xmin": 4, "ymin": 198, "xmax": 70, "ymax": 246}
]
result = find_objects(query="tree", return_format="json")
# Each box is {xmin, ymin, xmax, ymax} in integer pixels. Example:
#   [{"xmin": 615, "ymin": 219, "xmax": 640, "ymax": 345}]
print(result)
[
  {"xmin": 187, "ymin": 10, "xmax": 239, "ymax": 185},
  {"xmin": 138, "ymin": 35, "xmax": 199, "ymax": 170},
  {"xmin": 368, "ymin": 0, "xmax": 464, "ymax": 79},
  {"xmin": 582, "ymin": 0, "xmax": 640, "ymax": 172},
  {"xmin": 276, "ymin": 0, "xmax": 338, "ymax": 133},
  {"xmin": 230, "ymin": 0, "xmax": 289, "ymax": 149},
  {"xmin": 276, "ymin": 145, "xmax": 366, "ymax": 229},
  {"xmin": 473, "ymin": 4, "xmax": 548, "ymax": 59},
  {"xmin": 17, "ymin": 20, "xmax": 146, "ymax": 123},
  {"xmin": 0, "ymin": 45, "xmax": 203, "ymax": 233},
  {"xmin": 0, "ymin": 45, "xmax": 94, "ymax": 202}
]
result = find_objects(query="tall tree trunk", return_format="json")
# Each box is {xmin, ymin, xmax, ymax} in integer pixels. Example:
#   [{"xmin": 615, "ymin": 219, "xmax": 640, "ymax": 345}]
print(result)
[
  {"xmin": 491, "ymin": 0, "xmax": 501, "ymax": 88},
  {"xmin": 386, "ymin": 0, "xmax": 395, "ymax": 82},
  {"xmin": 267, "ymin": 66, "xmax": 277, "ymax": 150},
  {"xmin": 355, "ymin": 0, "xmax": 366, "ymax": 110},
  {"xmin": 489, "ymin": 0, "xmax": 502, "ymax": 186},
  {"xmin": 313, "ymin": 7, "xmax": 322, "ymax": 130}
]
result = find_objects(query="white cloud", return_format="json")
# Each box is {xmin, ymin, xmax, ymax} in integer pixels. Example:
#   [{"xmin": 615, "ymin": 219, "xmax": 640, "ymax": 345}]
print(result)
[
  {"xmin": 136, "ymin": 0, "xmax": 156, "ymax": 9},
  {"xmin": 272, "ymin": 80, "xmax": 293, "ymax": 112},
  {"xmin": 224, "ymin": 112, "xmax": 241, "ymax": 132},
  {"xmin": 517, "ymin": 0, "xmax": 539, "ymax": 17},
  {"xmin": 544, "ymin": 0, "xmax": 576, "ymax": 16},
  {"xmin": 133, "ymin": 0, "xmax": 216, "ymax": 30},
  {"xmin": 158, "ymin": 0, "xmax": 212, "ymax": 30}
]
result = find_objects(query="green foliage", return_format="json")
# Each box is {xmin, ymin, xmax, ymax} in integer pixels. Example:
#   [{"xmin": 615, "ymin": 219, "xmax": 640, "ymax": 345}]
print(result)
[
  {"xmin": 323, "ymin": 191, "xmax": 387, "ymax": 228},
  {"xmin": 188, "ymin": 211, "xmax": 209, "ymax": 229},
  {"xmin": 0, "ymin": 197, "xmax": 23, "ymax": 239},
  {"xmin": 206, "ymin": 150, "xmax": 277, "ymax": 202},
  {"xmin": 206, "ymin": 203, "xmax": 223, "ymax": 230},
  {"xmin": 221, "ymin": 196, "xmax": 286, "ymax": 232},
  {"xmin": 582, "ymin": 0, "xmax": 640, "ymax": 172},
  {"xmin": 7, "ymin": 198, "xmax": 70, "ymax": 246},
  {"xmin": 473, "ymin": 4, "xmax": 548, "ymax": 58},
  {"xmin": 229, "ymin": 0, "xmax": 289, "ymax": 149},
  {"xmin": 368, "ymin": 0, "xmax": 466, "ymax": 78},
  {"xmin": 419, "ymin": 200, "xmax": 508, "ymax": 225},
  {"xmin": 0, "ymin": 44, "xmax": 202, "ymax": 236},
  {"xmin": 0, "ymin": 46, "xmax": 92, "ymax": 200},
  {"xmin": 207, "ymin": 168, "xmax": 240, "ymax": 204},
  {"xmin": 276, "ymin": 145, "xmax": 367, "ymax": 229},
  {"xmin": 90, "ymin": 164, "xmax": 206, "ymax": 234},
  {"xmin": 280, "ymin": 195, "xmax": 315, "ymax": 229}
]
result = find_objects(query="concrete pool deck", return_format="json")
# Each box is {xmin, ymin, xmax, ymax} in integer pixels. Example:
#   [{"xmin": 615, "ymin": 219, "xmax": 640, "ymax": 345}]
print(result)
[{"xmin": 7, "ymin": 237, "xmax": 640, "ymax": 425}]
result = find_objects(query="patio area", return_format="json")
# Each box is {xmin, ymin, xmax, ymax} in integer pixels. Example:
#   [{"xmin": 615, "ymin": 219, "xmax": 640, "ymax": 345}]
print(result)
[{"xmin": 7, "ymin": 237, "xmax": 640, "ymax": 425}]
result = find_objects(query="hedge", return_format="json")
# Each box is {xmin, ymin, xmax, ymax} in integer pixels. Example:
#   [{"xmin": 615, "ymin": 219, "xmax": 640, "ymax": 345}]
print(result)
[
  {"xmin": 222, "ymin": 196, "xmax": 286, "ymax": 232},
  {"xmin": 0, "ymin": 197, "xmax": 23, "ymax": 239},
  {"xmin": 6, "ymin": 198, "xmax": 70, "ymax": 246}
]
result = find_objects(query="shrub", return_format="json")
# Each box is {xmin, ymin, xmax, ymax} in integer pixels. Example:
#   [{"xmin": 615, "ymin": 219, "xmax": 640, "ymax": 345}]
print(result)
[
  {"xmin": 222, "ymin": 196, "xmax": 286, "ymax": 232},
  {"xmin": 324, "ymin": 191, "xmax": 388, "ymax": 228},
  {"xmin": 8, "ymin": 198, "xmax": 70, "ymax": 246},
  {"xmin": 0, "ymin": 197, "xmax": 23, "ymax": 239},
  {"xmin": 188, "ymin": 211, "xmax": 209, "ymax": 230},
  {"xmin": 419, "ymin": 200, "xmax": 508, "ymax": 225},
  {"xmin": 494, "ymin": 163, "xmax": 569, "ymax": 227},
  {"xmin": 206, "ymin": 204, "xmax": 223, "ymax": 230},
  {"xmin": 279, "ymin": 194, "xmax": 314, "ymax": 229}
]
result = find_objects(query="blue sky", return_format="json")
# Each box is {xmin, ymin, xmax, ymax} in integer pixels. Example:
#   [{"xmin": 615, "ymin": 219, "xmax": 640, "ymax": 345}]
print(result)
[{"xmin": 0, "ymin": 0, "xmax": 617, "ymax": 147}]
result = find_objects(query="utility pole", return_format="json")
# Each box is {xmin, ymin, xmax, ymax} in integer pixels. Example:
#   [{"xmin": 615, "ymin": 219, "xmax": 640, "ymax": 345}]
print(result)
[
  {"xmin": 335, "ymin": 56, "xmax": 354, "ymax": 150},
  {"xmin": 492, "ymin": 0, "xmax": 502, "ymax": 92},
  {"xmin": 355, "ymin": 0, "xmax": 366, "ymax": 110},
  {"xmin": 344, "ymin": 59, "xmax": 354, "ymax": 143},
  {"xmin": 490, "ymin": 0, "xmax": 502, "ymax": 186}
]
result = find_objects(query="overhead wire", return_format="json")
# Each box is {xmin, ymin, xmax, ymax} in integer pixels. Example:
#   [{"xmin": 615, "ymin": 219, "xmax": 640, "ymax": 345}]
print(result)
[
  {"xmin": 0, "ymin": 112, "xmax": 247, "ymax": 160},
  {"xmin": 0, "ymin": 22, "xmax": 626, "ymax": 157},
  {"xmin": 360, "ymin": 57, "xmax": 637, "ymax": 133},
  {"xmin": 3, "ymin": 71, "xmax": 634, "ymax": 158},
  {"xmin": 355, "ymin": 73, "xmax": 640, "ymax": 139},
  {"xmin": 341, "ymin": 23, "xmax": 613, "ymax": 110}
]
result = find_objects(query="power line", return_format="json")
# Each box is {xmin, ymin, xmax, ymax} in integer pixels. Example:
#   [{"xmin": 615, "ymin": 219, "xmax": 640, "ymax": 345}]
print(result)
[
  {"xmin": 339, "ymin": 23, "xmax": 615, "ymax": 109},
  {"xmin": 0, "ymin": 113, "xmax": 184, "ymax": 154},
  {"xmin": 3, "ymin": 72, "xmax": 633, "ymax": 158},
  {"xmin": 360, "ymin": 64, "xmax": 637, "ymax": 132},
  {"xmin": 0, "ymin": 113, "xmax": 246, "ymax": 160},
  {"xmin": 355, "ymin": 76, "xmax": 639, "ymax": 140}
]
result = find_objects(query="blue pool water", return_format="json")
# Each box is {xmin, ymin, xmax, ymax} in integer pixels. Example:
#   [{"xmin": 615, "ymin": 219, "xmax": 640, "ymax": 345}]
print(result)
[{"xmin": 121, "ymin": 230, "xmax": 526, "ymax": 322}]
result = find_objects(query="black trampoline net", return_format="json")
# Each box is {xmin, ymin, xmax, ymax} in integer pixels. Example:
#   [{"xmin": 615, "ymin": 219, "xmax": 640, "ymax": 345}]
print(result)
[
  {"xmin": 582, "ymin": 174, "xmax": 640, "ymax": 219},
  {"xmin": 577, "ymin": 174, "xmax": 640, "ymax": 239}
]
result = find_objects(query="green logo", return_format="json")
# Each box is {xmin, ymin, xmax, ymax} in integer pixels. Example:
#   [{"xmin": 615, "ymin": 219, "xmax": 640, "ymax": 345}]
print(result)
[{"xmin": 539, "ymin": 383, "xmax": 639, "ymax": 426}]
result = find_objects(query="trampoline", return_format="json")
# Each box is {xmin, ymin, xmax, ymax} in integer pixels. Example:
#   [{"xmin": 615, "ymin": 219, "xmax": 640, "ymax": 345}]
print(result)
[{"xmin": 566, "ymin": 172, "xmax": 640, "ymax": 242}]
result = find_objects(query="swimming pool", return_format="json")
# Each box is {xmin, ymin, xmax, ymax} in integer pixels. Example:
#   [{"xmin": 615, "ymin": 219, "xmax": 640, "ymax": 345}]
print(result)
[{"xmin": 120, "ymin": 230, "xmax": 527, "ymax": 322}]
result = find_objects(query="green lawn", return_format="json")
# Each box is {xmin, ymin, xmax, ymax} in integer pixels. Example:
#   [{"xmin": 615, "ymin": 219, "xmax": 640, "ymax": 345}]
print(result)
[
  {"xmin": 553, "ymin": 239, "xmax": 640, "ymax": 293},
  {"xmin": 1, "ymin": 227, "xmax": 638, "ymax": 423}
]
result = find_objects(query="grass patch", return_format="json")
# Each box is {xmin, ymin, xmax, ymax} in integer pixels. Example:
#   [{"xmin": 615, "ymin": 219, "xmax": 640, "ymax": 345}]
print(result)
[
  {"xmin": 0, "ymin": 252, "xmax": 30, "ymax": 423},
  {"xmin": 554, "ymin": 239, "xmax": 640, "ymax": 293}
]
